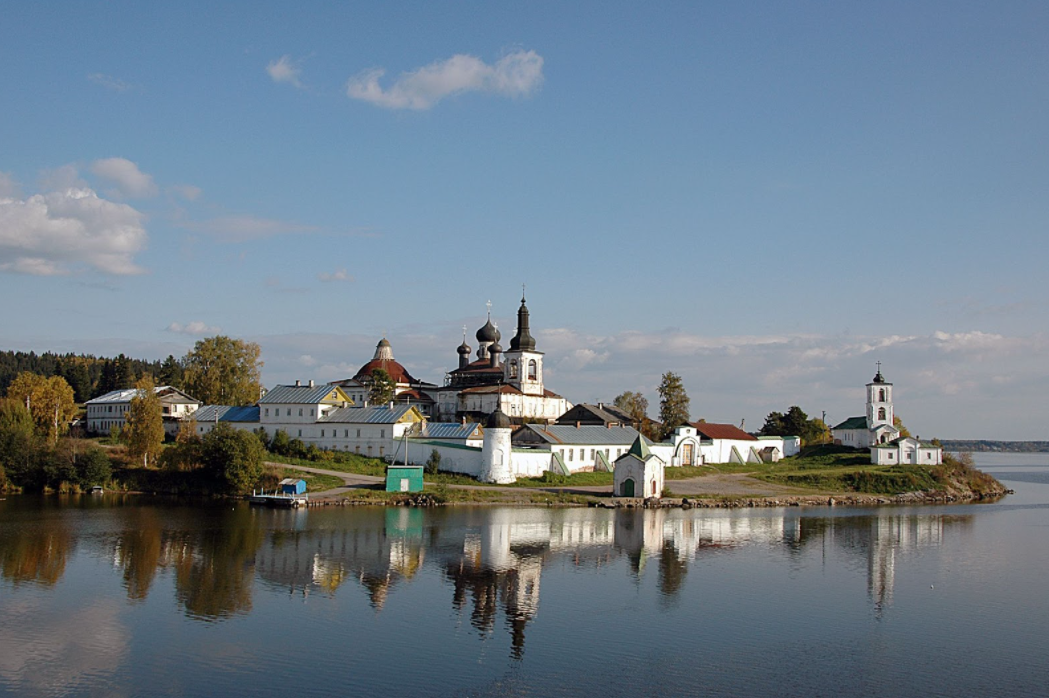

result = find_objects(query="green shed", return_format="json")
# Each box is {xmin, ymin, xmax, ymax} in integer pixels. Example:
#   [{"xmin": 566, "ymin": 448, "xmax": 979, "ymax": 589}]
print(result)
[{"xmin": 385, "ymin": 465, "xmax": 424, "ymax": 493}]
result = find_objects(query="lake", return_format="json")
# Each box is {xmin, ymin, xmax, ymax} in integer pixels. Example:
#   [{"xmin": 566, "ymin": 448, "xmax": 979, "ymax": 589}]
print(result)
[{"xmin": 1, "ymin": 453, "xmax": 1048, "ymax": 697}]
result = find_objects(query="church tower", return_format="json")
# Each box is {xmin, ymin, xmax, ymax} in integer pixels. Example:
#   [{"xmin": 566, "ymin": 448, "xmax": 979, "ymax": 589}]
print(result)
[
  {"xmin": 503, "ymin": 293, "xmax": 544, "ymax": 396},
  {"xmin": 866, "ymin": 364, "xmax": 894, "ymax": 429}
]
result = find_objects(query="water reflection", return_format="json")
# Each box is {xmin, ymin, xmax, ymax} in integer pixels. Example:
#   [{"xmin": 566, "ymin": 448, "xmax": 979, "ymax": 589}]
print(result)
[{"xmin": 0, "ymin": 499, "xmax": 975, "ymax": 656}]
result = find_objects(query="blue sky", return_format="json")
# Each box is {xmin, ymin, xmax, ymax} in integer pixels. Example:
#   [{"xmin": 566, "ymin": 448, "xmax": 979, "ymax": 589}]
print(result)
[{"xmin": 1, "ymin": 1, "xmax": 1046, "ymax": 439}]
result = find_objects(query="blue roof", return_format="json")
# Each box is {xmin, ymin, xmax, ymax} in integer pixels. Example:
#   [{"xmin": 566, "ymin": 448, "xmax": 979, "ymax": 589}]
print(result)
[
  {"xmin": 258, "ymin": 384, "xmax": 349, "ymax": 405},
  {"xmin": 423, "ymin": 422, "xmax": 482, "ymax": 439},
  {"xmin": 194, "ymin": 405, "xmax": 260, "ymax": 423},
  {"xmin": 319, "ymin": 404, "xmax": 419, "ymax": 424}
]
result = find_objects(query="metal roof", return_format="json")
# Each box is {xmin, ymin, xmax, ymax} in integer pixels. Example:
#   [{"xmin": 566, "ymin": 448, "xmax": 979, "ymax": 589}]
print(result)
[
  {"xmin": 194, "ymin": 405, "xmax": 261, "ymax": 423},
  {"xmin": 319, "ymin": 404, "xmax": 419, "ymax": 424},
  {"xmin": 520, "ymin": 424, "xmax": 647, "ymax": 446},
  {"xmin": 423, "ymin": 422, "xmax": 482, "ymax": 440},
  {"xmin": 831, "ymin": 416, "xmax": 868, "ymax": 431},
  {"xmin": 258, "ymin": 384, "xmax": 349, "ymax": 405},
  {"xmin": 86, "ymin": 386, "xmax": 198, "ymax": 405}
]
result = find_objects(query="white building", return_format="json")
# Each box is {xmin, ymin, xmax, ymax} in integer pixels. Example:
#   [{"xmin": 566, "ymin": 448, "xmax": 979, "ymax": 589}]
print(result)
[
  {"xmin": 831, "ymin": 366, "xmax": 942, "ymax": 465},
  {"xmin": 613, "ymin": 436, "xmax": 665, "ymax": 498},
  {"xmin": 85, "ymin": 386, "xmax": 200, "ymax": 436}
]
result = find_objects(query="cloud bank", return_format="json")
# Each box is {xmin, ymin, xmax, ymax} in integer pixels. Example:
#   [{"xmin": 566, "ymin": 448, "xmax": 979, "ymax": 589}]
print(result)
[
  {"xmin": 0, "ymin": 183, "xmax": 148, "ymax": 276},
  {"xmin": 346, "ymin": 50, "xmax": 544, "ymax": 110},
  {"xmin": 167, "ymin": 321, "xmax": 220, "ymax": 336},
  {"xmin": 266, "ymin": 55, "xmax": 304, "ymax": 88}
]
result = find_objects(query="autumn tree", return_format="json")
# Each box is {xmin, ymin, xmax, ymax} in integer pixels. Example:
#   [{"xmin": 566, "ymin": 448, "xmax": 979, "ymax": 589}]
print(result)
[
  {"xmin": 893, "ymin": 415, "xmax": 912, "ymax": 439},
  {"xmin": 657, "ymin": 372, "xmax": 690, "ymax": 440},
  {"xmin": 613, "ymin": 391, "xmax": 649, "ymax": 427},
  {"xmin": 182, "ymin": 336, "xmax": 263, "ymax": 406},
  {"xmin": 125, "ymin": 375, "xmax": 165, "ymax": 468},
  {"xmin": 6, "ymin": 372, "xmax": 76, "ymax": 444}
]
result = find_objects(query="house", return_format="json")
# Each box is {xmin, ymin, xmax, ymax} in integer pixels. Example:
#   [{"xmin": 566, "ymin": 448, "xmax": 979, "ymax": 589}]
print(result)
[
  {"xmin": 614, "ymin": 436, "xmax": 665, "ymax": 498},
  {"xmin": 193, "ymin": 405, "xmax": 261, "ymax": 435},
  {"xmin": 85, "ymin": 386, "xmax": 200, "ymax": 436},
  {"xmin": 555, "ymin": 403, "xmax": 630, "ymax": 427},
  {"xmin": 872, "ymin": 437, "xmax": 943, "ymax": 465}
]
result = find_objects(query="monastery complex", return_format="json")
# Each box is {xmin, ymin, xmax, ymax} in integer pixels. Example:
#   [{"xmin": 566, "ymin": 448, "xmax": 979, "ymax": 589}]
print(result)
[{"xmin": 84, "ymin": 295, "xmax": 938, "ymax": 486}]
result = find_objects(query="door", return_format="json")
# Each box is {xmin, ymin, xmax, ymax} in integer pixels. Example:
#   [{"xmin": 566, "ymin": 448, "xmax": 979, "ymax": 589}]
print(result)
[
  {"xmin": 622, "ymin": 478, "xmax": 635, "ymax": 497},
  {"xmin": 681, "ymin": 443, "xmax": 694, "ymax": 466}
]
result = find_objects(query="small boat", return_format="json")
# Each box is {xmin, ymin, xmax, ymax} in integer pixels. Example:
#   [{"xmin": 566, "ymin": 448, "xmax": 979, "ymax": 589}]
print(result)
[
  {"xmin": 249, "ymin": 489, "xmax": 308, "ymax": 508},
  {"xmin": 90, "ymin": 486, "xmax": 104, "ymax": 495}
]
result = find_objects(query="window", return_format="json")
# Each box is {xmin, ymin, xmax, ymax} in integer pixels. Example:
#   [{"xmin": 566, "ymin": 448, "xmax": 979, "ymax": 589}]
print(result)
[
  {"xmin": 568, "ymin": 449, "xmax": 574, "ymax": 461},
  {"xmin": 879, "ymin": 388, "xmax": 886, "ymax": 402},
  {"xmin": 344, "ymin": 429, "xmax": 348, "ymax": 438},
  {"xmin": 265, "ymin": 408, "xmax": 269, "ymax": 417},
  {"xmin": 380, "ymin": 429, "xmax": 385, "ymax": 438},
  {"xmin": 321, "ymin": 430, "xmax": 325, "ymax": 437},
  {"xmin": 528, "ymin": 360, "xmax": 537, "ymax": 380},
  {"xmin": 311, "ymin": 409, "xmax": 315, "ymax": 417},
  {"xmin": 356, "ymin": 429, "xmax": 361, "ymax": 438},
  {"xmin": 299, "ymin": 408, "xmax": 303, "ymax": 416},
  {"xmin": 355, "ymin": 445, "xmax": 361, "ymax": 454},
  {"xmin": 878, "ymin": 407, "xmax": 887, "ymax": 420},
  {"xmin": 298, "ymin": 430, "xmax": 302, "ymax": 437},
  {"xmin": 509, "ymin": 360, "xmax": 518, "ymax": 379},
  {"xmin": 287, "ymin": 409, "xmax": 291, "ymax": 416}
]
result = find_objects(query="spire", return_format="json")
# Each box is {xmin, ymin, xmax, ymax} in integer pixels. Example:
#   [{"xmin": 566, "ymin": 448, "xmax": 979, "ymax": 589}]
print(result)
[
  {"xmin": 509, "ymin": 293, "xmax": 536, "ymax": 352},
  {"xmin": 627, "ymin": 435, "xmax": 651, "ymax": 460},
  {"xmin": 872, "ymin": 361, "xmax": 885, "ymax": 384}
]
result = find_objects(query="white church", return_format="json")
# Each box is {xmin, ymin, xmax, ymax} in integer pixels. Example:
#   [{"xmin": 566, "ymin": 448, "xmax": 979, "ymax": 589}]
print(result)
[{"xmin": 831, "ymin": 366, "xmax": 942, "ymax": 466}]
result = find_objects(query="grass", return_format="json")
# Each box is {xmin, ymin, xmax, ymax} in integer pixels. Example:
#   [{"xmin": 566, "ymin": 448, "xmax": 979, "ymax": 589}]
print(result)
[{"xmin": 510, "ymin": 470, "xmax": 613, "ymax": 488}]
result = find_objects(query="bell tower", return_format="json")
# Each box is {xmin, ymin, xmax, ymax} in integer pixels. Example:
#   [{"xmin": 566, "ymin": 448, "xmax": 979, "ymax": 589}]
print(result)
[
  {"xmin": 503, "ymin": 291, "xmax": 544, "ymax": 396},
  {"xmin": 866, "ymin": 363, "xmax": 894, "ymax": 428}
]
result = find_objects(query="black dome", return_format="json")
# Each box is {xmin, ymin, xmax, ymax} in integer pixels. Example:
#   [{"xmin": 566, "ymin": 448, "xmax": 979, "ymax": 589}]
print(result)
[
  {"xmin": 486, "ymin": 408, "xmax": 512, "ymax": 429},
  {"xmin": 476, "ymin": 318, "xmax": 500, "ymax": 343}
]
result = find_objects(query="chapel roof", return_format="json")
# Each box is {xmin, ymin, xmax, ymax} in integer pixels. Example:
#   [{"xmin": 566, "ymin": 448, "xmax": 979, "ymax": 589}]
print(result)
[{"xmin": 691, "ymin": 422, "xmax": 758, "ymax": 441}]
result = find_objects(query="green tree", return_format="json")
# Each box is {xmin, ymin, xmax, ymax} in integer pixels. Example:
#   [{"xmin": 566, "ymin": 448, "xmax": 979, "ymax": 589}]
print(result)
[
  {"xmin": 182, "ymin": 336, "xmax": 263, "ymax": 406},
  {"xmin": 269, "ymin": 429, "xmax": 290, "ymax": 455},
  {"xmin": 613, "ymin": 391, "xmax": 649, "ymax": 428},
  {"xmin": 365, "ymin": 368, "xmax": 396, "ymax": 405},
  {"xmin": 158, "ymin": 354, "xmax": 184, "ymax": 388},
  {"xmin": 125, "ymin": 375, "xmax": 165, "ymax": 468},
  {"xmin": 201, "ymin": 422, "xmax": 265, "ymax": 493},
  {"xmin": 760, "ymin": 406, "xmax": 830, "ymax": 445},
  {"xmin": 0, "ymin": 398, "xmax": 38, "ymax": 488},
  {"xmin": 76, "ymin": 447, "xmax": 112, "ymax": 487},
  {"xmin": 426, "ymin": 449, "xmax": 441, "ymax": 476},
  {"xmin": 657, "ymin": 372, "xmax": 690, "ymax": 440}
]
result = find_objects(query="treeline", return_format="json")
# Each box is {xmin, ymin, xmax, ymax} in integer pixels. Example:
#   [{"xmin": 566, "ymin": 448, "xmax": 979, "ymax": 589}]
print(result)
[
  {"xmin": 939, "ymin": 440, "xmax": 1049, "ymax": 453},
  {"xmin": 0, "ymin": 350, "xmax": 177, "ymax": 403}
]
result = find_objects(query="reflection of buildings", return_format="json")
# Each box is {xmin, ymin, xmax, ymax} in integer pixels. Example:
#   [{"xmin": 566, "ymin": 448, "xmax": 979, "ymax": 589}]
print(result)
[{"xmin": 865, "ymin": 515, "xmax": 944, "ymax": 611}]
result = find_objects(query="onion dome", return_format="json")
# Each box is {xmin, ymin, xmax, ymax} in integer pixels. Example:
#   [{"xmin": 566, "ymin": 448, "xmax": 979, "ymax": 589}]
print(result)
[
  {"xmin": 509, "ymin": 295, "xmax": 536, "ymax": 352},
  {"xmin": 486, "ymin": 407, "xmax": 512, "ymax": 429},
  {"xmin": 476, "ymin": 317, "xmax": 500, "ymax": 344},
  {"xmin": 373, "ymin": 338, "xmax": 394, "ymax": 362},
  {"xmin": 457, "ymin": 340, "xmax": 472, "ymax": 357}
]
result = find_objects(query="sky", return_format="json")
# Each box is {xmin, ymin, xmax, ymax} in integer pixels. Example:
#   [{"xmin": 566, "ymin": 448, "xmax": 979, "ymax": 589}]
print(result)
[{"xmin": 1, "ymin": 1, "xmax": 1047, "ymax": 440}]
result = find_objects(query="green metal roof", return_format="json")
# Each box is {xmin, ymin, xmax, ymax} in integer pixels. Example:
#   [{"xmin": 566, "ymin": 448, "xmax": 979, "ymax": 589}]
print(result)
[
  {"xmin": 832, "ymin": 416, "xmax": 868, "ymax": 430},
  {"xmin": 626, "ymin": 435, "xmax": 651, "ymax": 459}
]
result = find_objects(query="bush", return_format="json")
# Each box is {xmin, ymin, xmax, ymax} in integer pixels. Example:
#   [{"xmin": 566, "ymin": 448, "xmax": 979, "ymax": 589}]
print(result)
[
  {"xmin": 76, "ymin": 448, "xmax": 112, "ymax": 486},
  {"xmin": 201, "ymin": 423, "xmax": 265, "ymax": 493},
  {"xmin": 426, "ymin": 449, "xmax": 441, "ymax": 476}
]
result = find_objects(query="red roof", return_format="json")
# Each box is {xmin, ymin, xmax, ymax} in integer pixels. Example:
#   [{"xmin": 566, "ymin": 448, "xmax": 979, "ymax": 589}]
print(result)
[
  {"xmin": 353, "ymin": 358, "xmax": 418, "ymax": 385},
  {"xmin": 691, "ymin": 422, "xmax": 757, "ymax": 441}
]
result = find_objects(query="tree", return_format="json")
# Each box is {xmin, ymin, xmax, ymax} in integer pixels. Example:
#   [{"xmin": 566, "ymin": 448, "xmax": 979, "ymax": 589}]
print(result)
[
  {"xmin": 158, "ymin": 355, "xmax": 184, "ymax": 388},
  {"xmin": 125, "ymin": 375, "xmax": 165, "ymax": 468},
  {"xmin": 75, "ymin": 447, "xmax": 112, "ymax": 487},
  {"xmin": 426, "ymin": 449, "xmax": 441, "ymax": 476},
  {"xmin": 365, "ymin": 368, "xmax": 395, "ymax": 405},
  {"xmin": 269, "ymin": 429, "xmax": 290, "ymax": 456},
  {"xmin": 760, "ymin": 405, "xmax": 830, "ymax": 445},
  {"xmin": 0, "ymin": 398, "xmax": 38, "ymax": 487},
  {"xmin": 657, "ymin": 372, "xmax": 690, "ymax": 440},
  {"xmin": 613, "ymin": 391, "xmax": 649, "ymax": 428},
  {"xmin": 893, "ymin": 415, "xmax": 912, "ymax": 439},
  {"xmin": 6, "ymin": 372, "xmax": 76, "ymax": 444},
  {"xmin": 182, "ymin": 336, "xmax": 263, "ymax": 407},
  {"xmin": 201, "ymin": 422, "xmax": 264, "ymax": 493}
]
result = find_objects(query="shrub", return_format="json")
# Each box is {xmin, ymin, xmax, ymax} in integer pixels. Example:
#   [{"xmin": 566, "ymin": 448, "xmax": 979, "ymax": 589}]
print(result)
[{"xmin": 426, "ymin": 449, "xmax": 441, "ymax": 476}]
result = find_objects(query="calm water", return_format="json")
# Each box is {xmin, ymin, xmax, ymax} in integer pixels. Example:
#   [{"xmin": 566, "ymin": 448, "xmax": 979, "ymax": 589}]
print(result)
[{"xmin": 1, "ymin": 453, "xmax": 1048, "ymax": 697}]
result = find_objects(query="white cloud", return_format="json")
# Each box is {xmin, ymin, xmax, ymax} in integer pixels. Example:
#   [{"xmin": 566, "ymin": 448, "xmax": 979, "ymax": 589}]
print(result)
[
  {"xmin": 266, "ymin": 55, "xmax": 305, "ymax": 88},
  {"xmin": 318, "ymin": 268, "xmax": 353, "ymax": 283},
  {"xmin": 87, "ymin": 72, "xmax": 132, "ymax": 92},
  {"xmin": 166, "ymin": 321, "xmax": 220, "ymax": 336},
  {"xmin": 180, "ymin": 215, "xmax": 319, "ymax": 242},
  {"xmin": 0, "ymin": 187, "xmax": 147, "ymax": 276},
  {"xmin": 38, "ymin": 164, "xmax": 87, "ymax": 192},
  {"xmin": 90, "ymin": 158, "xmax": 158, "ymax": 199},
  {"xmin": 346, "ymin": 49, "xmax": 544, "ymax": 110},
  {"xmin": 0, "ymin": 172, "xmax": 19, "ymax": 198}
]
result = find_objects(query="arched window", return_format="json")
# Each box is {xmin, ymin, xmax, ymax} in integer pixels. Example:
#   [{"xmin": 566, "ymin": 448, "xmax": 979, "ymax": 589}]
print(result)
[
  {"xmin": 528, "ymin": 359, "xmax": 537, "ymax": 380},
  {"xmin": 509, "ymin": 360, "xmax": 518, "ymax": 379},
  {"xmin": 878, "ymin": 407, "xmax": 886, "ymax": 420},
  {"xmin": 879, "ymin": 388, "xmax": 886, "ymax": 402}
]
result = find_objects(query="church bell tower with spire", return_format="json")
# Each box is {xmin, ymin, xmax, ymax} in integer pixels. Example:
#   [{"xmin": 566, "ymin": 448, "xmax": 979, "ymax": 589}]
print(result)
[{"xmin": 503, "ymin": 290, "xmax": 544, "ymax": 396}]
